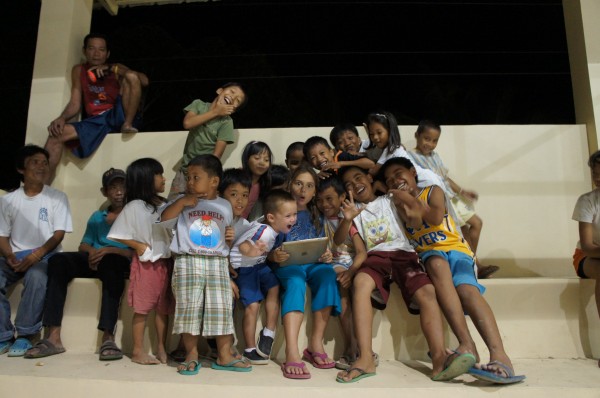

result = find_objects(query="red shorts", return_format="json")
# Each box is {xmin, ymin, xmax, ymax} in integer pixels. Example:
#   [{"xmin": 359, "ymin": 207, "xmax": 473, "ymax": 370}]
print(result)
[
  {"xmin": 358, "ymin": 250, "xmax": 431, "ymax": 314},
  {"xmin": 128, "ymin": 254, "xmax": 175, "ymax": 315},
  {"xmin": 573, "ymin": 248, "xmax": 588, "ymax": 278}
]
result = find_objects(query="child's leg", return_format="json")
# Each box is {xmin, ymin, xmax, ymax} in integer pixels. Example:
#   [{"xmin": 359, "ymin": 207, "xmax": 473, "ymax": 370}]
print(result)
[
  {"xmin": 425, "ymin": 256, "xmax": 478, "ymax": 359},
  {"xmin": 264, "ymin": 285, "xmax": 280, "ymax": 333},
  {"xmin": 154, "ymin": 313, "xmax": 169, "ymax": 364},
  {"xmin": 131, "ymin": 312, "xmax": 160, "ymax": 365},
  {"xmin": 282, "ymin": 311, "xmax": 307, "ymax": 375},
  {"xmin": 456, "ymin": 284, "xmax": 513, "ymax": 374},
  {"xmin": 582, "ymin": 258, "xmax": 600, "ymax": 319},
  {"xmin": 465, "ymin": 214, "xmax": 483, "ymax": 253},
  {"xmin": 243, "ymin": 302, "xmax": 260, "ymax": 349},
  {"xmin": 412, "ymin": 284, "xmax": 447, "ymax": 376},
  {"xmin": 338, "ymin": 286, "xmax": 358, "ymax": 359},
  {"xmin": 215, "ymin": 334, "xmax": 252, "ymax": 369},
  {"xmin": 177, "ymin": 333, "xmax": 199, "ymax": 372},
  {"xmin": 308, "ymin": 306, "xmax": 334, "ymax": 366},
  {"xmin": 337, "ymin": 272, "xmax": 377, "ymax": 382}
]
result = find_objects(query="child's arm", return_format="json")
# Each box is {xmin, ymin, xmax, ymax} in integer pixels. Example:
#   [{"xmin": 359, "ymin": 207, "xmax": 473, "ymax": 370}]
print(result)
[
  {"xmin": 267, "ymin": 246, "xmax": 290, "ymax": 264},
  {"xmin": 238, "ymin": 240, "xmax": 268, "ymax": 258},
  {"xmin": 389, "ymin": 189, "xmax": 427, "ymax": 229},
  {"xmin": 160, "ymin": 194, "xmax": 201, "ymax": 221},
  {"xmin": 110, "ymin": 238, "xmax": 148, "ymax": 257},
  {"xmin": 213, "ymin": 140, "xmax": 228, "ymax": 159},
  {"xmin": 337, "ymin": 233, "xmax": 367, "ymax": 289},
  {"xmin": 334, "ymin": 191, "xmax": 363, "ymax": 246},
  {"xmin": 579, "ymin": 222, "xmax": 600, "ymax": 257},
  {"xmin": 369, "ymin": 163, "xmax": 382, "ymax": 177},
  {"xmin": 322, "ymin": 154, "xmax": 375, "ymax": 173},
  {"xmin": 447, "ymin": 177, "xmax": 478, "ymax": 202},
  {"xmin": 420, "ymin": 185, "xmax": 446, "ymax": 226},
  {"xmin": 318, "ymin": 248, "xmax": 333, "ymax": 263},
  {"xmin": 183, "ymin": 98, "xmax": 235, "ymax": 130}
]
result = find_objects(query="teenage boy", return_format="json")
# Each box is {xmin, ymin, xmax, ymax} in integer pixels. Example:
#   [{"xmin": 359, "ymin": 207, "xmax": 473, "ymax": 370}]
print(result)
[
  {"xmin": 24, "ymin": 168, "xmax": 133, "ymax": 360},
  {"xmin": 0, "ymin": 145, "xmax": 72, "ymax": 356}
]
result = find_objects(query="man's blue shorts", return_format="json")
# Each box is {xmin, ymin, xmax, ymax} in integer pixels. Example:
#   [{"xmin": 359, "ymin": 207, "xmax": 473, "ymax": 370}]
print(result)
[
  {"xmin": 69, "ymin": 96, "xmax": 141, "ymax": 158},
  {"xmin": 420, "ymin": 250, "xmax": 486, "ymax": 294},
  {"xmin": 235, "ymin": 263, "xmax": 280, "ymax": 307}
]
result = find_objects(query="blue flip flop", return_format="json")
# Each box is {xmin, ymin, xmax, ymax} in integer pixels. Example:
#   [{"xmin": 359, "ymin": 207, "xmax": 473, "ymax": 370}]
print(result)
[
  {"xmin": 468, "ymin": 361, "xmax": 526, "ymax": 384},
  {"xmin": 211, "ymin": 359, "xmax": 252, "ymax": 372},
  {"xmin": 0, "ymin": 340, "xmax": 12, "ymax": 355},
  {"xmin": 8, "ymin": 338, "xmax": 32, "ymax": 357},
  {"xmin": 178, "ymin": 360, "xmax": 201, "ymax": 375},
  {"xmin": 432, "ymin": 351, "xmax": 476, "ymax": 381},
  {"xmin": 336, "ymin": 367, "xmax": 376, "ymax": 383}
]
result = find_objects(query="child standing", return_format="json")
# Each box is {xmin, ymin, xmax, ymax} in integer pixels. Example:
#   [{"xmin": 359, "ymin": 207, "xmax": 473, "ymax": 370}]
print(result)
[
  {"xmin": 108, "ymin": 158, "xmax": 174, "ymax": 365},
  {"xmin": 161, "ymin": 154, "xmax": 251, "ymax": 375},
  {"xmin": 169, "ymin": 82, "xmax": 247, "ymax": 198},
  {"xmin": 409, "ymin": 120, "xmax": 498, "ymax": 279},
  {"xmin": 241, "ymin": 141, "xmax": 273, "ymax": 221},
  {"xmin": 271, "ymin": 165, "xmax": 341, "ymax": 379},
  {"xmin": 315, "ymin": 177, "xmax": 367, "ymax": 370},
  {"xmin": 380, "ymin": 157, "xmax": 524, "ymax": 384},
  {"xmin": 572, "ymin": 150, "xmax": 600, "ymax": 368},
  {"xmin": 336, "ymin": 165, "xmax": 476, "ymax": 383},
  {"xmin": 304, "ymin": 136, "xmax": 374, "ymax": 179}
]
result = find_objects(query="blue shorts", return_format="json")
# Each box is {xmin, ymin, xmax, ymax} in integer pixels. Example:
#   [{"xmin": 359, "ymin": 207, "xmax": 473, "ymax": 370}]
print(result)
[
  {"xmin": 235, "ymin": 263, "xmax": 279, "ymax": 307},
  {"xmin": 420, "ymin": 250, "xmax": 485, "ymax": 294},
  {"xmin": 69, "ymin": 96, "xmax": 141, "ymax": 158},
  {"xmin": 275, "ymin": 262, "xmax": 341, "ymax": 317}
]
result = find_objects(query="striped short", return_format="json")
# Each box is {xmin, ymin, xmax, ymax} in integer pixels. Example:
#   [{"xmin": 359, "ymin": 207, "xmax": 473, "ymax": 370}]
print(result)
[{"xmin": 172, "ymin": 254, "xmax": 233, "ymax": 336}]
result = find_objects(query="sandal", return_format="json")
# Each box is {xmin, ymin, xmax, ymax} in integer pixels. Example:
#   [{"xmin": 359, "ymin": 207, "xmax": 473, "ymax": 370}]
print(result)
[
  {"xmin": 24, "ymin": 339, "xmax": 65, "ymax": 359},
  {"xmin": 99, "ymin": 340, "xmax": 123, "ymax": 361},
  {"xmin": 303, "ymin": 348, "xmax": 335, "ymax": 369}
]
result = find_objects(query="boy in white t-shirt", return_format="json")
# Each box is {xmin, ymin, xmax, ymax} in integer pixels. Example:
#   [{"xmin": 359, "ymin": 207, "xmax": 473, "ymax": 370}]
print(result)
[{"xmin": 0, "ymin": 145, "xmax": 72, "ymax": 356}]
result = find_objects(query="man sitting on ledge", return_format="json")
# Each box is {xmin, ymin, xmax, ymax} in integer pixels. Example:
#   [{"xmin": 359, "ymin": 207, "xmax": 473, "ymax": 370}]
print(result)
[
  {"xmin": 45, "ymin": 33, "xmax": 149, "ymax": 184},
  {"xmin": 25, "ymin": 168, "xmax": 132, "ymax": 360}
]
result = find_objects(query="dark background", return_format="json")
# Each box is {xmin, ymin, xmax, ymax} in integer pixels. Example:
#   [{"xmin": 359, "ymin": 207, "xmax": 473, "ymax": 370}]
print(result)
[{"xmin": 1, "ymin": 0, "xmax": 573, "ymax": 190}]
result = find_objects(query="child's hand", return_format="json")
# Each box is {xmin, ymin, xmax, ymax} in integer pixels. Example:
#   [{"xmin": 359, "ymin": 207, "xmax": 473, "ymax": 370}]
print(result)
[
  {"xmin": 178, "ymin": 193, "xmax": 200, "ymax": 208},
  {"xmin": 225, "ymin": 226, "xmax": 235, "ymax": 247},
  {"xmin": 229, "ymin": 264, "xmax": 238, "ymax": 279},
  {"xmin": 318, "ymin": 248, "xmax": 333, "ymax": 263},
  {"xmin": 136, "ymin": 244, "xmax": 150, "ymax": 257},
  {"xmin": 460, "ymin": 189, "xmax": 479, "ymax": 202},
  {"xmin": 340, "ymin": 191, "xmax": 363, "ymax": 221},
  {"xmin": 322, "ymin": 161, "xmax": 341, "ymax": 171},
  {"xmin": 247, "ymin": 240, "xmax": 268, "ymax": 257},
  {"xmin": 211, "ymin": 98, "xmax": 235, "ymax": 116},
  {"xmin": 337, "ymin": 268, "xmax": 355, "ymax": 289},
  {"xmin": 230, "ymin": 279, "xmax": 240, "ymax": 300},
  {"xmin": 317, "ymin": 170, "xmax": 333, "ymax": 180},
  {"xmin": 272, "ymin": 246, "xmax": 290, "ymax": 263}
]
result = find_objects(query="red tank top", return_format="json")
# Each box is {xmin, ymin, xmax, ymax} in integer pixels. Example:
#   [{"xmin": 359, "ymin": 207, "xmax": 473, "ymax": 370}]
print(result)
[{"xmin": 79, "ymin": 63, "xmax": 120, "ymax": 116}]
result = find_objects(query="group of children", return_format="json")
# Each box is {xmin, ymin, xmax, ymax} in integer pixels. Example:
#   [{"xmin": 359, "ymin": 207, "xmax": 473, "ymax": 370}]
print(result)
[{"xmin": 1, "ymin": 81, "xmax": 527, "ymax": 385}]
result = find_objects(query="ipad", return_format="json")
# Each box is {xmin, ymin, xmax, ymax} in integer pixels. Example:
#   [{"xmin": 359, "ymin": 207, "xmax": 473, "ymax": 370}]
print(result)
[{"xmin": 280, "ymin": 237, "xmax": 329, "ymax": 266}]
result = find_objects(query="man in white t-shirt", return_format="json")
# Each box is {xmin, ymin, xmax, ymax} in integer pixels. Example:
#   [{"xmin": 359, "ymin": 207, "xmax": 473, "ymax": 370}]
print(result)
[{"xmin": 0, "ymin": 145, "xmax": 72, "ymax": 357}]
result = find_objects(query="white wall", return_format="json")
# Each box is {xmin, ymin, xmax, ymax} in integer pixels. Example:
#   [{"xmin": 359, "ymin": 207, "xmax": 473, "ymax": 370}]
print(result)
[{"xmin": 43, "ymin": 124, "xmax": 589, "ymax": 278}]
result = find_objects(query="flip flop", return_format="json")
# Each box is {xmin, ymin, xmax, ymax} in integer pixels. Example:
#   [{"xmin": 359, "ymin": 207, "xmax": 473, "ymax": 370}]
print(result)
[
  {"xmin": 468, "ymin": 361, "xmax": 526, "ymax": 384},
  {"xmin": 178, "ymin": 360, "xmax": 201, "ymax": 376},
  {"xmin": 99, "ymin": 340, "xmax": 123, "ymax": 361},
  {"xmin": 302, "ymin": 348, "xmax": 335, "ymax": 369},
  {"xmin": 431, "ymin": 351, "xmax": 476, "ymax": 381},
  {"xmin": 211, "ymin": 359, "xmax": 252, "ymax": 372},
  {"xmin": 336, "ymin": 367, "xmax": 376, "ymax": 383},
  {"xmin": 281, "ymin": 361, "xmax": 311, "ymax": 379},
  {"xmin": 24, "ymin": 339, "xmax": 65, "ymax": 359},
  {"xmin": 8, "ymin": 338, "xmax": 32, "ymax": 357}
]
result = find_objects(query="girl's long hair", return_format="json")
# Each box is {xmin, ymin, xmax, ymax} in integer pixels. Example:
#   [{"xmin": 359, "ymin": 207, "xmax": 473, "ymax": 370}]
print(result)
[
  {"xmin": 290, "ymin": 164, "xmax": 322, "ymax": 235},
  {"xmin": 125, "ymin": 157, "xmax": 164, "ymax": 213},
  {"xmin": 241, "ymin": 141, "xmax": 273, "ymax": 199},
  {"xmin": 366, "ymin": 111, "xmax": 401, "ymax": 153}
]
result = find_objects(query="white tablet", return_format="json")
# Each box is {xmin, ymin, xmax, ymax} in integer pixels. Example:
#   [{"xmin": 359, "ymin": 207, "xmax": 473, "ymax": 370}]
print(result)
[{"xmin": 280, "ymin": 237, "xmax": 329, "ymax": 266}]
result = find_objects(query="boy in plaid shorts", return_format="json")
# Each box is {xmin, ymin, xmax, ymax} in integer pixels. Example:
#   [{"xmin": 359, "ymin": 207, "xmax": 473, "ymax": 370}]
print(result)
[{"xmin": 161, "ymin": 154, "xmax": 251, "ymax": 375}]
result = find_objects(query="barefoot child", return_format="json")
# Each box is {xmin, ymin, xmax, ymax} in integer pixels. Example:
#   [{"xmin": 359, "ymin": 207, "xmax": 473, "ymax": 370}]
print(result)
[
  {"xmin": 380, "ymin": 157, "xmax": 525, "ymax": 384},
  {"xmin": 108, "ymin": 158, "xmax": 174, "ymax": 365},
  {"xmin": 161, "ymin": 154, "xmax": 251, "ymax": 375}
]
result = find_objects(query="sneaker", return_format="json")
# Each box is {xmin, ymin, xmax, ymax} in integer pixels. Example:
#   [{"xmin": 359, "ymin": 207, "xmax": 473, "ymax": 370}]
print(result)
[
  {"xmin": 243, "ymin": 349, "xmax": 269, "ymax": 365},
  {"xmin": 256, "ymin": 329, "xmax": 274, "ymax": 359}
]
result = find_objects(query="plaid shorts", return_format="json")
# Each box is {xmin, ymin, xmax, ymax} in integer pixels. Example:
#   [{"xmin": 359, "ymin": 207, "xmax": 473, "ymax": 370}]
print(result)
[{"xmin": 172, "ymin": 254, "xmax": 233, "ymax": 336}]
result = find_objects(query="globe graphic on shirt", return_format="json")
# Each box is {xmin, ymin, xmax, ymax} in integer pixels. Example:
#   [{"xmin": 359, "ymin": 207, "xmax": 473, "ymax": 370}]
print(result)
[{"xmin": 189, "ymin": 216, "xmax": 220, "ymax": 248}]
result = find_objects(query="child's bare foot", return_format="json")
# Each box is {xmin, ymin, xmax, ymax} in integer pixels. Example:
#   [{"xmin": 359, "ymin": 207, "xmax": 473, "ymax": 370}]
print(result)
[
  {"xmin": 336, "ymin": 354, "xmax": 376, "ymax": 382},
  {"xmin": 216, "ymin": 353, "xmax": 251, "ymax": 369},
  {"xmin": 120, "ymin": 124, "xmax": 138, "ymax": 134},
  {"xmin": 155, "ymin": 350, "xmax": 168, "ymax": 364},
  {"xmin": 131, "ymin": 352, "xmax": 160, "ymax": 365},
  {"xmin": 456, "ymin": 342, "xmax": 479, "ymax": 363}
]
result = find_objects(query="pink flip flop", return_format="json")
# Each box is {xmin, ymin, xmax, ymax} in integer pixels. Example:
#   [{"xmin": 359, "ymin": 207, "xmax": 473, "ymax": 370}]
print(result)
[
  {"xmin": 302, "ymin": 348, "xmax": 335, "ymax": 369},
  {"xmin": 281, "ymin": 361, "xmax": 311, "ymax": 379}
]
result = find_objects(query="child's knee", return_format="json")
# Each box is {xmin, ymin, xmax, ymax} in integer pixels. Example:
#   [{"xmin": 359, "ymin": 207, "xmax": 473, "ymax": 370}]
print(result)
[
  {"xmin": 353, "ymin": 272, "xmax": 374, "ymax": 292},
  {"xmin": 413, "ymin": 284, "xmax": 437, "ymax": 305},
  {"xmin": 467, "ymin": 214, "xmax": 483, "ymax": 230}
]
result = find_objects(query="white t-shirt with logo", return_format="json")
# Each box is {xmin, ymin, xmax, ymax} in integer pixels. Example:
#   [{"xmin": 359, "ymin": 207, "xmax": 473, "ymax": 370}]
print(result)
[{"xmin": 229, "ymin": 221, "xmax": 278, "ymax": 269}]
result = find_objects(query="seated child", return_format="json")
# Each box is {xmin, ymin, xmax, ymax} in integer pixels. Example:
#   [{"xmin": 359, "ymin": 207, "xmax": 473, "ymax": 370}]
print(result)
[
  {"xmin": 335, "ymin": 165, "xmax": 476, "ymax": 383},
  {"xmin": 169, "ymin": 82, "xmax": 247, "ymax": 198},
  {"xmin": 330, "ymin": 123, "xmax": 382, "ymax": 162},
  {"xmin": 409, "ymin": 120, "xmax": 498, "ymax": 279},
  {"xmin": 271, "ymin": 165, "xmax": 341, "ymax": 379},
  {"xmin": 380, "ymin": 157, "xmax": 524, "ymax": 384},
  {"xmin": 161, "ymin": 154, "xmax": 251, "ymax": 375},
  {"xmin": 316, "ymin": 177, "xmax": 367, "ymax": 369},
  {"xmin": 572, "ymin": 150, "xmax": 600, "ymax": 368},
  {"xmin": 285, "ymin": 142, "xmax": 306, "ymax": 174},
  {"xmin": 304, "ymin": 136, "xmax": 374, "ymax": 179}
]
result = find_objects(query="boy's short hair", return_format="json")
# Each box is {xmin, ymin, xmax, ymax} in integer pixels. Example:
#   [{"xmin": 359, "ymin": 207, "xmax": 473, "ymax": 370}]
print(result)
[
  {"xmin": 16, "ymin": 144, "xmax": 49, "ymax": 172},
  {"xmin": 83, "ymin": 33, "xmax": 109, "ymax": 50},
  {"xmin": 221, "ymin": 81, "xmax": 248, "ymax": 110},
  {"xmin": 589, "ymin": 150, "xmax": 600, "ymax": 168},
  {"xmin": 219, "ymin": 168, "xmax": 252, "ymax": 193},
  {"xmin": 303, "ymin": 136, "xmax": 332, "ymax": 159},
  {"xmin": 330, "ymin": 123, "xmax": 359, "ymax": 147},
  {"xmin": 187, "ymin": 154, "xmax": 223, "ymax": 179},
  {"xmin": 263, "ymin": 189, "xmax": 295, "ymax": 217},
  {"xmin": 286, "ymin": 142, "xmax": 305, "ymax": 159},
  {"xmin": 378, "ymin": 157, "xmax": 418, "ymax": 184},
  {"xmin": 271, "ymin": 164, "xmax": 291, "ymax": 188},
  {"xmin": 102, "ymin": 167, "xmax": 126, "ymax": 188},
  {"xmin": 317, "ymin": 176, "xmax": 345, "ymax": 196}
]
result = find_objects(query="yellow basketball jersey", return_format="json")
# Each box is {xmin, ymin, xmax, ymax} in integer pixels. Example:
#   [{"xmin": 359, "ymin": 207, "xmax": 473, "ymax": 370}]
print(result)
[{"xmin": 404, "ymin": 186, "xmax": 474, "ymax": 257}]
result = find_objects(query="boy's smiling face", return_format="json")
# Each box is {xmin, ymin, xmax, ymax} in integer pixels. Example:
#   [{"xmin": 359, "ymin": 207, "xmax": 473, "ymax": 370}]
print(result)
[
  {"xmin": 316, "ymin": 186, "xmax": 345, "ymax": 218},
  {"xmin": 341, "ymin": 168, "xmax": 375, "ymax": 203},
  {"xmin": 222, "ymin": 183, "xmax": 249, "ymax": 217},
  {"xmin": 383, "ymin": 163, "xmax": 418, "ymax": 193},
  {"xmin": 267, "ymin": 200, "xmax": 297, "ymax": 234},
  {"xmin": 336, "ymin": 130, "xmax": 362, "ymax": 154},
  {"xmin": 216, "ymin": 85, "xmax": 245, "ymax": 110},
  {"xmin": 307, "ymin": 143, "xmax": 335, "ymax": 171}
]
